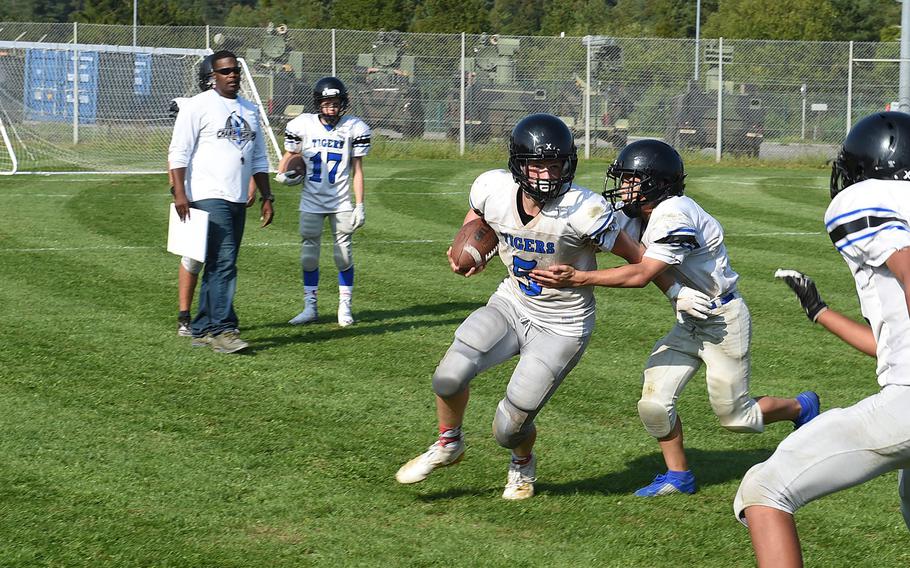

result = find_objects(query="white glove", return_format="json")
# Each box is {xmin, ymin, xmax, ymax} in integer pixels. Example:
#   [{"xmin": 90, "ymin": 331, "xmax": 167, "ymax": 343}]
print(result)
[
  {"xmin": 352, "ymin": 203, "xmax": 365, "ymax": 229},
  {"xmin": 673, "ymin": 286, "xmax": 712, "ymax": 321},
  {"xmin": 275, "ymin": 170, "xmax": 304, "ymax": 186}
]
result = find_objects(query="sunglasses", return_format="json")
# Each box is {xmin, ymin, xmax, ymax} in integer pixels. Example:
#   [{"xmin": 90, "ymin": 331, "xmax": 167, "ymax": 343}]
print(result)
[{"xmin": 213, "ymin": 66, "xmax": 241, "ymax": 76}]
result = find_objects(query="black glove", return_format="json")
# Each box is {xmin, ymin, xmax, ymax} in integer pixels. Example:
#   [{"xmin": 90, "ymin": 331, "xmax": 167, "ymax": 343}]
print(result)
[{"xmin": 774, "ymin": 269, "xmax": 828, "ymax": 322}]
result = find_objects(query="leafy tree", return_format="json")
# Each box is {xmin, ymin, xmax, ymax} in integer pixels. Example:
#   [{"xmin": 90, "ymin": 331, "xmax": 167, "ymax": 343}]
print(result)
[
  {"xmin": 538, "ymin": 0, "xmax": 613, "ymax": 36},
  {"xmin": 225, "ymin": 0, "xmax": 328, "ymax": 28},
  {"xmin": 488, "ymin": 0, "xmax": 544, "ymax": 35},
  {"xmin": 702, "ymin": 0, "xmax": 837, "ymax": 40},
  {"xmin": 410, "ymin": 0, "xmax": 489, "ymax": 33},
  {"xmin": 830, "ymin": 0, "xmax": 900, "ymax": 42},
  {"xmin": 330, "ymin": 0, "xmax": 416, "ymax": 31}
]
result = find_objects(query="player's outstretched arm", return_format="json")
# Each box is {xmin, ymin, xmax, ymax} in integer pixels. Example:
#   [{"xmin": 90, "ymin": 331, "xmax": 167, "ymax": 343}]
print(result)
[
  {"xmin": 532, "ymin": 256, "xmax": 668, "ymax": 289},
  {"xmin": 775, "ymin": 269, "xmax": 876, "ymax": 357}
]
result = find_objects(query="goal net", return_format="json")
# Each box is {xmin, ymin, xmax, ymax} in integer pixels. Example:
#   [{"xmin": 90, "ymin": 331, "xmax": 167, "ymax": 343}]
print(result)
[{"xmin": 0, "ymin": 41, "xmax": 282, "ymax": 174}]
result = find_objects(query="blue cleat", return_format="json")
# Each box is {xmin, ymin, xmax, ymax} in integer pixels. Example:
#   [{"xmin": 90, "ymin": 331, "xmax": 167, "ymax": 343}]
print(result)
[
  {"xmin": 634, "ymin": 470, "xmax": 696, "ymax": 497},
  {"xmin": 794, "ymin": 391, "xmax": 821, "ymax": 429}
]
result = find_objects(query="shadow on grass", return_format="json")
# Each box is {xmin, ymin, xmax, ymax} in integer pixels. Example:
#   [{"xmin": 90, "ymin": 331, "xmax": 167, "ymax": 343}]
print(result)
[
  {"xmin": 416, "ymin": 448, "xmax": 774, "ymax": 501},
  {"xmin": 241, "ymin": 301, "xmax": 477, "ymax": 352}
]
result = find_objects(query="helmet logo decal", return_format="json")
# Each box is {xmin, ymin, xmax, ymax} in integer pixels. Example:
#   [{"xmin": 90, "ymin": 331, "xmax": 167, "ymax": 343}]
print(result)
[{"xmin": 321, "ymin": 88, "xmax": 341, "ymax": 97}]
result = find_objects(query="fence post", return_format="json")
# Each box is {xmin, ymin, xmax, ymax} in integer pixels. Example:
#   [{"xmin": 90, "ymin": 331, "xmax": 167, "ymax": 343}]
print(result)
[
  {"xmin": 73, "ymin": 21, "xmax": 79, "ymax": 145},
  {"xmin": 331, "ymin": 29, "xmax": 336, "ymax": 76},
  {"xmin": 584, "ymin": 36, "xmax": 591, "ymax": 160},
  {"xmin": 460, "ymin": 32, "xmax": 466, "ymax": 156},
  {"xmin": 205, "ymin": 25, "xmax": 210, "ymax": 51},
  {"xmin": 715, "ymin": 37, "xmax": 723, "ymax": 163},
  {"xmin": 846, "ymin": 40, "xmax": 854, "ymax": 135}
]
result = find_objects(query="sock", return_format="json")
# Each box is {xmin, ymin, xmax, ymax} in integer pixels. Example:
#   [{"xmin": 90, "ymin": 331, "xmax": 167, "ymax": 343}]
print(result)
[
  {"xmin": 666, "ymin": 469, "xmax": 693, "ymax": 480},
  {"xmin": 511, "ymin": 453, "xmax": 532, "ymax": 465},
  {"xmin": 304, "ymin": 285, "xmax": 318, "ymax": 303},
  {"xmin": 438, "ymin": 426, "xmax": 462, "ymax": 445},
  {"xmin": 338, "ymin": 266, "xmax": 354, "ymax": 287},
  {"xmin": 303, "ymin": 269, "xmax": 319, "ymax": 287},
  {"xmin": 339, "ymin": 285, "xmax": 353, "ymax": 303},
  {"xmin": 178, "ymin": 310, "xmax": 191, "ymax": 320}
]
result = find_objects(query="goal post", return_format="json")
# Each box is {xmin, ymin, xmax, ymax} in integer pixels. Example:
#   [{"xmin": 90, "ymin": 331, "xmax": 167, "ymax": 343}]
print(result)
[{"xmin": 0, "ymin": 40, "xmax": 282, "ymax": 174}]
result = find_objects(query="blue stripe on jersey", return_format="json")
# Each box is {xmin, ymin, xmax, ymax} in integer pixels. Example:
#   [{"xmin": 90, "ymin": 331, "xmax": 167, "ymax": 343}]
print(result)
[
  {"xmin": 588, "ymin": 210, "xmax": 615, "ymax": 239},
  {"xmin": 668, "ymin": 227, "xmax": 696, "ymax": 234},
  {"xmin": 825, "ymin": 206, "xmax": 900, "ymax": 229},
  {"xmin": 834, "ymin": 223, "xmax": 910, "ymax": 251}
]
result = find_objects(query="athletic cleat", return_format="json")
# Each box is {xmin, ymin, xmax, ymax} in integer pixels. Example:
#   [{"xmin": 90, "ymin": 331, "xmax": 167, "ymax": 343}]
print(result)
[
  {"xmin": 794, "ymin": 391, "xmax": 821, "ymax": 429},
  {"xmin": 634, "ymin": 470, "xmax": 697, "ymax": 497},
  {"xmin": 338, "ymin": 299, "xmax": 354, "ymax": 327},
  {"xmin": 210, "ymin": 331, "xmax": 249, "ymax": 354},
  {"xmin": 177, "ymin": 317, "xmax": 192, "ymax": 337},
  {"xmin": 289, "ymin": 298, "xmax": 318, "ymax": 325},
  {"xmin": 502, "ymin": 454, "xmax": 537, "ymax": 500},
  {"xmin": 395, "ymin": 439, "xmax": 465, "ymax": 484}
]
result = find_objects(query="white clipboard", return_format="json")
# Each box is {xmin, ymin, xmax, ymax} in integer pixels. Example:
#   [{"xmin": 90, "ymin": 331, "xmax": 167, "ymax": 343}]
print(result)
[{"xmin": 167, "ymin": 203, "xmax": 209, "ymax": 263}]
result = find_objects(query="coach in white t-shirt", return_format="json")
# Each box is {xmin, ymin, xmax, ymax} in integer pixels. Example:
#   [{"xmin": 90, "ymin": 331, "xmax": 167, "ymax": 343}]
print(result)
[{"xmin": 168, "ymin": 50, "xmax": 274, "ymax": 354}]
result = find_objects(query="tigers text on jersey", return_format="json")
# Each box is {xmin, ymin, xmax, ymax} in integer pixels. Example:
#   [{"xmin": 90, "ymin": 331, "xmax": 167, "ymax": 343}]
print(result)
[
  {"xmin": 284, "ymin": 113, "xmax": 371, "ymax": 213},
  {"xmin": 168, "ymin": 90, "xmax": 269, "ymax": 203},
  {"xmin": 469, "ymin": 169, "xmax": 623, "ymax": 337},
  {"xmin": 825, "ymin": 179, "xmax": 910, "ymax": 387},
  {"xmin": 627, "ymin": 195, "xmax": 739, "ymax": 300}
]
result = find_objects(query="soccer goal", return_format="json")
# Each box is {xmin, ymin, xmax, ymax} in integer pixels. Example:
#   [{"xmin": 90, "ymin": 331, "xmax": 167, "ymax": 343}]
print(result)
[{"xmin": 0, "ymin": 40, "xmax": 282, "ymax": 174}]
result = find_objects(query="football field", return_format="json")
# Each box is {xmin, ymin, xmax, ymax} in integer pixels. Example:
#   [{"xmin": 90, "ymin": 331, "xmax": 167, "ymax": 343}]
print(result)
[{"xmin": 1, "ymin": 159, "xmax": 907, "ymax": 567}]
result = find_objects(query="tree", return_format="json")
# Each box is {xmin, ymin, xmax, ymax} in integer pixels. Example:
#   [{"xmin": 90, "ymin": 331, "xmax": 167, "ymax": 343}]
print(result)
[
  {"xmin": 410, "ymin": 0, "xmax": 489, "ymax": 33},
  {"xmin": 225, "ymin": 0, "xmax": 328, "ymax": 28},
  {"xmin": 830, "ymin": 0, "xmax": 900, "ymax": 42},
  {"xmin": 330, "ymin": 0, "xmax": 416, "ymax": 31},
  {"xmin": 538, "ymin": 0, "xmax": 613, "ymax": 36},
  {"xmin": 702, "ymin": 0, "xmax": 837, "ymax": 41},
  {"xmin": 488, "ymin": 0, "xmax": 544, "ymax": 36}
]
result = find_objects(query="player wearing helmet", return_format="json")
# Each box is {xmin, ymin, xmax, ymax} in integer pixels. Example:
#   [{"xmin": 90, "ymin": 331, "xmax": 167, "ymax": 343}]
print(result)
[
  {"xmin": 736, "ymin": 112, "xmax": 910, "ymax": 567},
  {"xmin": 532, "ymin": 139, "xmax": 819, "ymax": 498},
  {"xmin": 396, "ymin": 115, "xmax": 677, "ymax": 499},
  {"xmin": 277, "ymin": 77, "xmax": 371, "ymax": 327}
]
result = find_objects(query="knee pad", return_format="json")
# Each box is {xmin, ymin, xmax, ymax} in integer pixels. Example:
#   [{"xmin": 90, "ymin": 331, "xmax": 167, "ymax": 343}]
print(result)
[
  {"xmin": 492, "ymin": 398, "xmax": 536, "ymax": 449},
  {"xmin": 733, "ymin": 461, "xmax": 794, "ymax": 524},
  {"xmin": 637, "ymin": 397, "xmax": 676, "ymax": 438},
  {"xmin": 300, "ymin": 241, "xmax": 321, "ymax": 273},
  {"xmin": 333, "ymin": 238, "xmax": 353, "ymax": 272},
  {"xmin": 714, "ymin": 397, "xmax": 764, "ymax": 433},
  {"xmin": 432, "ymin": 340, "xmax": 478, "ymax": 398},
  {"xmin": 181, "ymin": 256, "xmax": 203, "ymax": 275}
]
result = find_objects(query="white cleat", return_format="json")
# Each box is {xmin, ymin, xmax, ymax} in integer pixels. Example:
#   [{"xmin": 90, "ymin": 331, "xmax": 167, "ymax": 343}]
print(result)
[
  {"xmin": 502, "ymin": 454, "xmax": 536, "ymax": 500},
  {"xmin": 289, "ymin": 300, "xmax": 318, "ymax": 325},
  {"xmin": 338, "ymin": 300, "xmax": 354, "ymax": 327},
  {"xmin": 395, "ymin": 439, "xmax": 465, "ymax": 484}
]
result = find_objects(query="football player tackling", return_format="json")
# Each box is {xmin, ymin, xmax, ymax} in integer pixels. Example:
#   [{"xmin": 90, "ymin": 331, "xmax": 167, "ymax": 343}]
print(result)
[
  {"xmin": 735, "ymin": 112, "xmax": 910, "ymax": 567},
  {"xmin": 531, "ymin": 140, "xmax": 820, "ymax": 497},
  {"xmin": 396, "ymin": 114, "xmax": 648, "ymax": 499}
]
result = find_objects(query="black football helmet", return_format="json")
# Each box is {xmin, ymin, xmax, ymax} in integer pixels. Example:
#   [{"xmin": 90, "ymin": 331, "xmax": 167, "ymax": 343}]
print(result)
[
  {"xmin": 197, "ymin": 55, "xmax": 214, "ymax": 92},
  {"xmin": 604, "ymin": 139, "xmax": 685, "ymax": 218},
  {"xmin": 313, "ymin": 76, "xmax": 349, "ymax": 125},
  {"xmin": 508, "ymin": 113, "xmax": 578, "ymax": 203},
  {"xmin": 830, "ymin": 111, "xmax": 910, "ymax": 198}
]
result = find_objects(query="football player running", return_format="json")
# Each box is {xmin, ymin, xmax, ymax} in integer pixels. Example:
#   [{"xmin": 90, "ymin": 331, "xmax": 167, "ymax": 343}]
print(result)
[
  {"xmin": 397, "ymin": 114, "xmax": 657, "ymax": 499},
  {"xmin": 277, "ymin": 77, "xmax": 371, "ymax": 327},
  {"xmin": 531, "ymin": 139, "xmax": 820, "ymax": 497},
  {"xmin": 735, "ymin": 112, "xmax": 910, "ymax": 567}
]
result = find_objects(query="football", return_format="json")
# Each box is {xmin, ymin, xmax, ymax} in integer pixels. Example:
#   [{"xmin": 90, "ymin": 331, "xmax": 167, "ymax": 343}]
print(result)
[
  {"xmin": 451, "ymin": 217, "xmax": 499, "ymax": 274},
  {"xmin": 286, "ymin": 154, "xmax": 306, "ymax": 175}
]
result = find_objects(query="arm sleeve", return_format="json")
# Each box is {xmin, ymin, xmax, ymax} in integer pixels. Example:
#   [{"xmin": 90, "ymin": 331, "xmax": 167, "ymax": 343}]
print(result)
[
  {"xmin": 284, "ymin": 118, "xmax": 304, "ymax": 153},
  {"xmin": 468, "ymin": 172, "xmax": 493, "ymax": 216},
  {"xmin": 351, "ymin": 120, "xmax": 372, "ymax": 158},
  {"xmin": 167, "ymin": 99, "xmax": 199, "ymax": 169},
  {"xmin": 642, "ymin": 210, "xmax": 698, "ymax": 265}
]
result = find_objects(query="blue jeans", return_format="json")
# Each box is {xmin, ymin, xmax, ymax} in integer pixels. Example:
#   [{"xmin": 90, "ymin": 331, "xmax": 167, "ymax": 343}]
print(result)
[{"xmin": 191, "ymin": 199, "xmax": 246, "ymax": 337}]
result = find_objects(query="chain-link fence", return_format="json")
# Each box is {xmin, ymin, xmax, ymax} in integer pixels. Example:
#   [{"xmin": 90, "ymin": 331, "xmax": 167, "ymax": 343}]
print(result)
[{"xmin": 0, "ymin": 21, "xmax": 904, "ymax": 173}]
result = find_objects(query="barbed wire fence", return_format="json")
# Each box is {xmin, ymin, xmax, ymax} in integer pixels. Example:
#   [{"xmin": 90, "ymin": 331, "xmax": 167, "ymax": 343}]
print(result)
[{"xmin": 0, "ymin": 21, "xmax": 901, "ymax": 173}]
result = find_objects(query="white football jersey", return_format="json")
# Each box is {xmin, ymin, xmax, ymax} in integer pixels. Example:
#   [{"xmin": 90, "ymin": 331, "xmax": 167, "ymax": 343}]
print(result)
[
  {"xmin": 627, "ymin": 195, "xmax": 739, "ymax": 300},
  {"xmin": 825, "ymin": 179, "xmax": 910, "ymax": 387},
  {"xmin": 284, "ymin": 113, "xmax": 371, "ymax": 213},
  {"xmin": 469, "ymin": 169, "xmax": 624, "ymax": 337}
]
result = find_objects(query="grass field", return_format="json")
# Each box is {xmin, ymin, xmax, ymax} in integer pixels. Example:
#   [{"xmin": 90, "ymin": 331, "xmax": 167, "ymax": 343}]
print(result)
[{"xmin": 1, "ymin": 159, "xmax": 908, "ymax": 567}]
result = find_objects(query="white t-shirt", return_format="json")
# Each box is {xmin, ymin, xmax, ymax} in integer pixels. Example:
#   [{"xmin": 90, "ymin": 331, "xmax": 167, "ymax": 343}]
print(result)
[
  {"xmin": 625, "ymin": 195, "xmax": 739, "ymax": 301},
  {"xmin": 167, "ymin": 90, "xmax": 268, "ymax": 203},
  {"xmin": 470, "ymin": 169, "xmax": 624, "ymax": 337},
  {"xmin": 826, "ymin": 179, "xmax": 910, "ymax": 387},
  {"xmin": 284, "ymin": 113, "xmax": 371, "ymax": 213}
]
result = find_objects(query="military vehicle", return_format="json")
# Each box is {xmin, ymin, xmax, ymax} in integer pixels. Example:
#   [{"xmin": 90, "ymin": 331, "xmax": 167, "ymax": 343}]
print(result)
[
  {"xmin": 447, "ymin": 34, "xmax": 555, "ymax": 142},
  {"xmin": 349, "ymin": 30, "xmax": 424, "ymax": 138},
  {"xmin": 665, "ymin": 43, "xmax": 764, "ymax": 157},
  {"xmin": 214, "ymin": 23, "xmax": 307, "ymax": 129}
]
